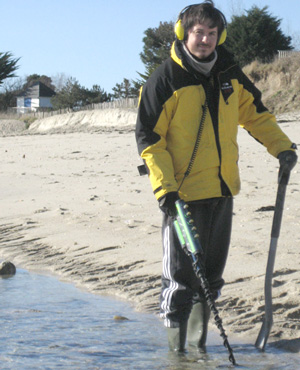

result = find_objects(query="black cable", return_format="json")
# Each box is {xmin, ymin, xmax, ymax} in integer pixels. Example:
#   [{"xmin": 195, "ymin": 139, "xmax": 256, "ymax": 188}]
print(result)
[{"xmin": 193, "ymin": 256, "xmax": 237, "ymax": 366}]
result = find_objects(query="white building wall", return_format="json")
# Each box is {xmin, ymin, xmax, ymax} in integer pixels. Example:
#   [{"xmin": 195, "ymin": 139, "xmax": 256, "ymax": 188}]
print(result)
[
  {"xmin": 17, "ymin": 97, "xmax": 32, "ymax": 113},
  {"xmin": 31, "ymin": 98, "xmax": 39, "ymax": 111},
  {"xmin": 16, "ymin": 96, "xmax": 53, "ymax": 113},
  {"xmin": 39, "ymin": 97, "xmax": 53, "ymax": 108},
  {"xmin": 17, "ymin": 97, "xmax": 24, "ymax": 108}
]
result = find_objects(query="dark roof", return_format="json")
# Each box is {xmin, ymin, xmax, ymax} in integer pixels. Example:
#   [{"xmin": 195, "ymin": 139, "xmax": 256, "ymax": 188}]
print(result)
[{"xmin": 19, "ymin": 81, "xmax": 56, "ymax": 98}]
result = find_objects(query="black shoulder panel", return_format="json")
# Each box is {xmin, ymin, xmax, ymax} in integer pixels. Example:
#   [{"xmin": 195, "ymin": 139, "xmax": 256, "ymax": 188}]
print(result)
[
  {"xmin": 136, "ymin": 58, "xmax": 199, "ymax": 155},
  {"xmin": 235, "ymin": 67, "xmax": 268, "ymax": 114}
]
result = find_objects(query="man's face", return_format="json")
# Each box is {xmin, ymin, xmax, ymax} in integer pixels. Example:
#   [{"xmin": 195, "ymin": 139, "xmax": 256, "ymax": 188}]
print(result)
[{"xmin": 185, "ymin": 22, "xmax": 218, "ymax": 60}]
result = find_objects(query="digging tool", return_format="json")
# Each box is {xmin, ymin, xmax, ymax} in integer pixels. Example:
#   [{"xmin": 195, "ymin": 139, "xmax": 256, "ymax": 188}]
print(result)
[
  {"xmin": 255, "ymin": 167, "xmax": 291, "ymax": 351},
  {"xmin": 174, "ymin": 199, "xmax": 237, "ymax": 366}
]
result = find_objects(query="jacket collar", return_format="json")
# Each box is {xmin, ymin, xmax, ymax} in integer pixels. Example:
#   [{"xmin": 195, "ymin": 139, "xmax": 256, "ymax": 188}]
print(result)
[{"xmin": 171, "ymin": 40, "xmax": 236, "ymax": 75}]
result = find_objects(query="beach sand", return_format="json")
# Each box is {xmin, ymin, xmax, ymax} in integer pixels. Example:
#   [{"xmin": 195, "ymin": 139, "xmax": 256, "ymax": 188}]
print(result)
[{"xmin": 1, "ymin": 109, "xmax": 299, "ymax": 349}]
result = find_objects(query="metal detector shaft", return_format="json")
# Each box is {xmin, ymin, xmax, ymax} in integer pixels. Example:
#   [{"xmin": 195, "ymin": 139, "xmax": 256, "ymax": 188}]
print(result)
[
  {"xmin": 255, "ymin": 169, "xmax": 290, "ymax": 350},
  {"xmin": 174, "ymin": 200, "xmax": 236, "ymax": 366}
]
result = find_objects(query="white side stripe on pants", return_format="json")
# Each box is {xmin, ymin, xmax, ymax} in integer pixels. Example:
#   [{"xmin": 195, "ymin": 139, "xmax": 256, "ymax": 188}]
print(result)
[{"xmin": 160, "ymin": 225, "xmax": 178, "ymax": 327}]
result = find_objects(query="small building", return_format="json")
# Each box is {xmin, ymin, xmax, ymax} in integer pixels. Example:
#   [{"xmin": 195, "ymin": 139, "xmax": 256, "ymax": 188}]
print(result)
[{"xmin": 17, "ymin": 81, "xmax": 56, "ymax": 113}]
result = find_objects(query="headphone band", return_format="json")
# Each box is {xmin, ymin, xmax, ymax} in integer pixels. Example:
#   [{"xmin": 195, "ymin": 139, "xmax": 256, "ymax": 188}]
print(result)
[{"xmin": 177, "ymin": 3, "xmax": 227, "ymax": 25}]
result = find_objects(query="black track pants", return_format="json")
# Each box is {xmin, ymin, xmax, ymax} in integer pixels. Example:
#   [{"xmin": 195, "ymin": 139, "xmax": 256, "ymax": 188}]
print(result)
[{"xmin": 160, "ymin": 197, "xmax": 233, "ymax": 328}]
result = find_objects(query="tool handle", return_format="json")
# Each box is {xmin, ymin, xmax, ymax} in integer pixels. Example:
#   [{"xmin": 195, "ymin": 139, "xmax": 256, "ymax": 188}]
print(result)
[
  {"xmin": 278, "ymin": 166, "xmax": 290, "ymax": 185},
  {"xmin": 256, "ymin": 167, "xmax": 291, "ymax": 350},
  {"xmin": 272, "ymin": 167, "xmax": 290, "ymax": 238}
]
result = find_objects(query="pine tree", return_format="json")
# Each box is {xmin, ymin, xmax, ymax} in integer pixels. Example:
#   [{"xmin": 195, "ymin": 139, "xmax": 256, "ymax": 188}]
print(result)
[
  {"xmin": 226, "ymin": 6, "xmax": 293, "ymax": 67},
  {"xmin": 0, "ymin": 52, "xmax": 20, "ymax": 85}
]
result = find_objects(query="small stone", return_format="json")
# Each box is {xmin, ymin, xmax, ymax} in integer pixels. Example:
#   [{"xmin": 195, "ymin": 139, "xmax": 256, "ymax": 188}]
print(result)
[
  {"xmin": 113, "ymin": 315, "xmax": 129, "ymax": 321},
  {"xmin": 0, "ymin": 261, "xmax": 16, "ymax": 276}
]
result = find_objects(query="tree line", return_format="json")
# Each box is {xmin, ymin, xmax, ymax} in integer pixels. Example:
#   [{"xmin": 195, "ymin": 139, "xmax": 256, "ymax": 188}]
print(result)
[{"xmin": 0, "ymin": 6, "xmax": 294, "ymax": 112}]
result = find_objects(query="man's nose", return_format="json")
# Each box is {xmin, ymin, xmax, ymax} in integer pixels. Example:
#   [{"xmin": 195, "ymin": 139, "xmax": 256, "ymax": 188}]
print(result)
[{"xmin": 202, "ymin": 35, "xmax": 208, "ymax": 43}]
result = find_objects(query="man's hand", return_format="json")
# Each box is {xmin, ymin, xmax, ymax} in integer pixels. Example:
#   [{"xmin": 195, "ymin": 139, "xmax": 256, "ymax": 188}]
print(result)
[
  {"xmin": 158, "ymin": 192, "xmax": 180, "ymax": 217},
  {"xmin": 277, "ymin": 150, "xmax": 297, "ymax": 172}
]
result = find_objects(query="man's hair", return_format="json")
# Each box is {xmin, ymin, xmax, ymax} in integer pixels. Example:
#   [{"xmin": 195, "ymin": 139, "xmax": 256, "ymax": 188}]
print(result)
[{"xmin": 181, "ymin": 1, "xmax": 225, "ymax": 40}]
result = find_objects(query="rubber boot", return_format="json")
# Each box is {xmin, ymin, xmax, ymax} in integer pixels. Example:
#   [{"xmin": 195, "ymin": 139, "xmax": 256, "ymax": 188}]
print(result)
[
  {"xmin": 167, "ymin": 321, "xmax": 188, "ymax": 353},
  {"xmin": 187, "ymin": 300, "xmax": 211, "ymax": 353}
]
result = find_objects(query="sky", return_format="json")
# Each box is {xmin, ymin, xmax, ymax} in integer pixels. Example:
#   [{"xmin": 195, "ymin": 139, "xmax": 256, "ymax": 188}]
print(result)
[{"xmin": 1, "ymin": 0, "xmax": 299, "ymax": 94}]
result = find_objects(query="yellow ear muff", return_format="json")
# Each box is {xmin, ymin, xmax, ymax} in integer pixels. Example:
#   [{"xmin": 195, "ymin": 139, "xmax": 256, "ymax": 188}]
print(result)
[
  {"xmin": 218, "ymin": 28, "xmax": 227, "ymax": 45},
  {"xmin": 174, "ymin": 19, "xmax": 185, "ymax": 41}
]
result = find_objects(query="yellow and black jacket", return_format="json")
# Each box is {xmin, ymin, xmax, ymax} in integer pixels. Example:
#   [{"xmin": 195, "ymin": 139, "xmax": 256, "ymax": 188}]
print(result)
[{"xmin": 136, "ymin": 41, "xmax": 294, "ymax": 202}]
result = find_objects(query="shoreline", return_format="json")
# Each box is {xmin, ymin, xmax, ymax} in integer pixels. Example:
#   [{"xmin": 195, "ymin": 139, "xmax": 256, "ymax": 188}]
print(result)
[{"xmin": 1, "ymin": 112, "xmax": 300, "ymax": 350}]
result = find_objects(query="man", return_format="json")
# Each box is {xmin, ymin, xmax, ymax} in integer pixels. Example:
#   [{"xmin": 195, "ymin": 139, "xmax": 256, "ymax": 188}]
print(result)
[{"xmin": 135, "ymin": 1, "xmax": 297, "ymax": 353}]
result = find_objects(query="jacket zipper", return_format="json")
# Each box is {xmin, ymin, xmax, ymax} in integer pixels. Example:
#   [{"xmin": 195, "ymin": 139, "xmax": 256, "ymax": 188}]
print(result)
[{"xmin": 205, "ymin": 75, "xmax": 232, "ymax": 197}]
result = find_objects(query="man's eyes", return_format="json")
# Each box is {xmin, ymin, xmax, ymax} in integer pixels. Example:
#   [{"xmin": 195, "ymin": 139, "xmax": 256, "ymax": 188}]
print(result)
[{"xmin": 194, "ymin": 30, "xmax": 217, "ymax": 36}]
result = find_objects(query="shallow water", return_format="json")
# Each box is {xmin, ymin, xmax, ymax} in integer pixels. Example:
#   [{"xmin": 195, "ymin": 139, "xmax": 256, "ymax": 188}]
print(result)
[{"xmin": 1, "ymin": 268, "xmax": 299, "ymax": 370}]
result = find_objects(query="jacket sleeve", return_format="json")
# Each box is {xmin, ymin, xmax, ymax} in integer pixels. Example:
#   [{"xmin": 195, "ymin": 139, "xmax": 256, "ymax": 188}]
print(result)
[
  {"xmin": 135, "ymin": 72, "xmax": 178, "ymax": 201},
  {"xmin": 238, "ymin": 70, "xmax": 295, "ymax": 157}
]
